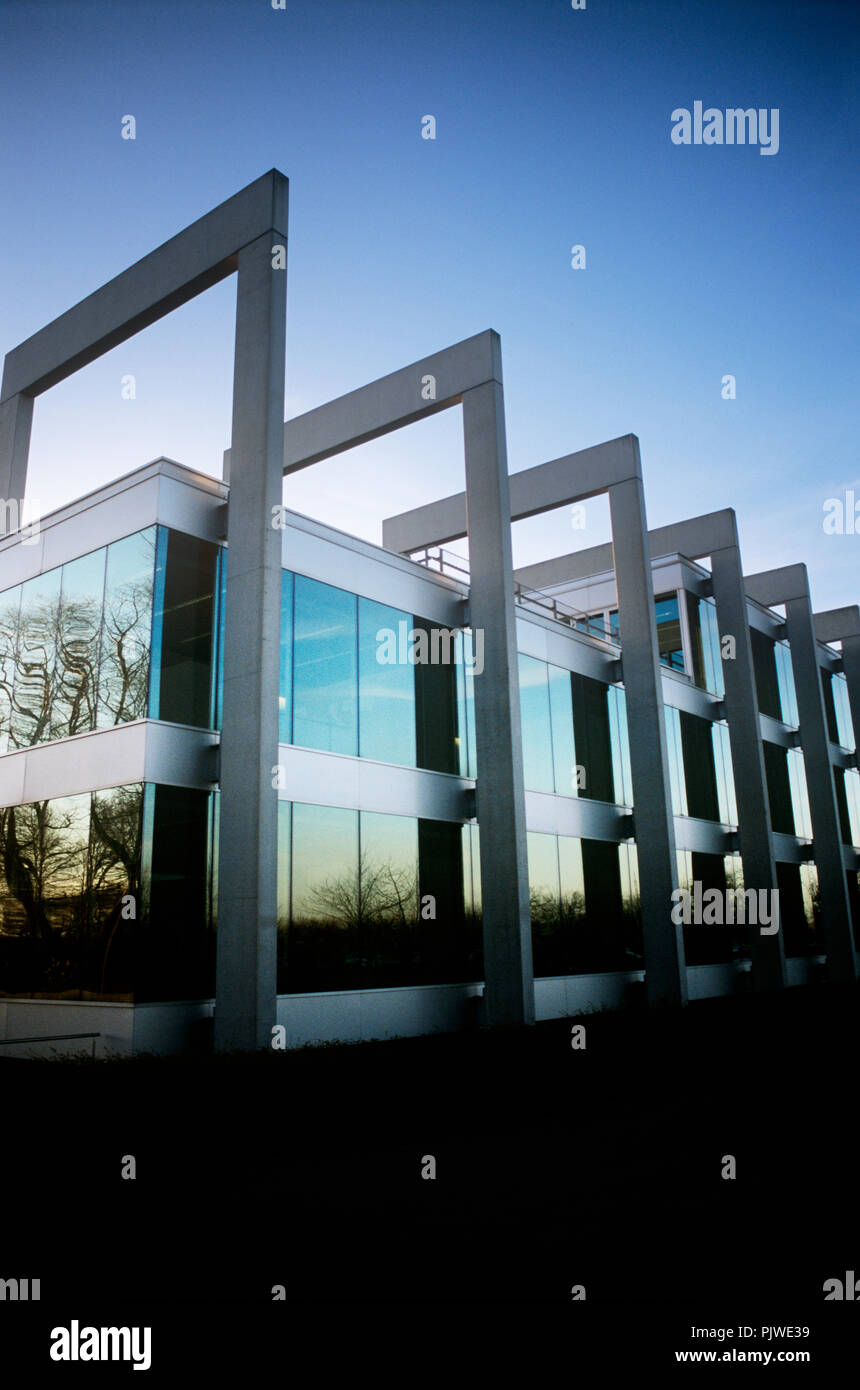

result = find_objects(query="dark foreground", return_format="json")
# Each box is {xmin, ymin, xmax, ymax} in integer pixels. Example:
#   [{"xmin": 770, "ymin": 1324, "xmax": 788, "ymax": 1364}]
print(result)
[{"xmin": 2, "ymin": 982, "xmax": 858, "ymax": 1372}]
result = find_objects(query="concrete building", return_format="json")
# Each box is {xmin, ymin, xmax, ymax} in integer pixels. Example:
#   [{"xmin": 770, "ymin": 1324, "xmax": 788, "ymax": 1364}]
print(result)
[{"xmin": 0, "ymin": 174, "xmax": 857, "ymax": 1057}]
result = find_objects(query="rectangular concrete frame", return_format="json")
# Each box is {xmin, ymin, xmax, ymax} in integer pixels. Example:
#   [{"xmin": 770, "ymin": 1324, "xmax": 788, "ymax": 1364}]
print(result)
[
  {"xmin": 384, "ymin": 435, "xmax": 687, "ymax": 1007},
  {"xmin": 745, "ymin": 567, "xmax": 857, "ymax": 982},
  {"xmin": 513, "ymin": 508, "xmax": 785, "ymax": 991},
  {"xmin": 0, "ymin": 171, "xmax": 290, "ymax": 1051},
  {"xmin": 273, "ymin": 330, "xmax": 534, "ymax": 1026}
]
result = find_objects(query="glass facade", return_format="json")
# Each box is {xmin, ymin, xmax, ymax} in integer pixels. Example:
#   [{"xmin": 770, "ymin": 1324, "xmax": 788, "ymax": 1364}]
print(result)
[
  {"xmin": 822, "ymin": 669, "xmax": 855, "ymax": 751},
  {"xmin": 527, "ymin": 830, "xmax": 642, "ymax": 976},
  {"xmin": 676, "ymin": 850, "xmax": 748, "ymax": 964},
  {"xmin": 777, "ymin": 860, "xmax": 820, "ymax": 957},
  {"xmin": 0, "ymin": 526, "xmax": 222, "ymax": 753},
  {"xmin": 833, "ymin": 766, "xmax": 860, "ymax": 847},
  {"xmin": 0, "ymin": 782, "xmax": 213, "ymax": 1002},
  {"xmin": 763, "ymin": 742, "xmax": 812, "ymax": 838},
  {"xmin": 277, "ymin": 572, "xmax": 462, "ymax": 774},
  {"xmin": 687, "ymin": 594, "xmax": 724, "ymax": 697},
  {"xmin": 277, "ymin": 801, "xmax": 481, "ymax": 991},
  {"xmin": 663, "ymin": 707, "xmax": 737, "ymax": 825},
  {"xmin": 750, "ymin": 628, "xmax": 799, "ymax": 726},
  {"xmin": 518, "ymin": 654, "xmax": 632, "ymax": 804}
]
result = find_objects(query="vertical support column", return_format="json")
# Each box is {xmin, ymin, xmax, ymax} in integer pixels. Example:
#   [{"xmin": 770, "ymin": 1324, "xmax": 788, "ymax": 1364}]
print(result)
[
  {"xmin": 609, "ymin": 453, "xmax": 686, "ymax": 1007},
  {"xmin": 0, "ymin": 392, "xmax": 34, "ymax": 516},
  {"xmin": 710, "ymin": 537, "xmax": 785, "ymax": 990},
  {"xmin": 461, "ymin": 365, "xmax": 534, "ymax": 1027},
  {"xmin": 783, "ymin": 590, "xmax": 857, "ymax": 982},
  {"xmin": 215, "ymin": 197, "xmax": 288, "ymax": 1050}
]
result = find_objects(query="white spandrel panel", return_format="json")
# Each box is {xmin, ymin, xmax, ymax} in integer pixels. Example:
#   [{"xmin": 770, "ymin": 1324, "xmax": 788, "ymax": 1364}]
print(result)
[{"xmin": 277, "ymin": 743, "xmax": 471, "ymax": 823}]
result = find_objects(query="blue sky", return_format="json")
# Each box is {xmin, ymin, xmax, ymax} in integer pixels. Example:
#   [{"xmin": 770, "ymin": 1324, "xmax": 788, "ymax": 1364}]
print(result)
[{"xmin": 0, "ymin": 0, "xmax": 856, "ymax": 609}]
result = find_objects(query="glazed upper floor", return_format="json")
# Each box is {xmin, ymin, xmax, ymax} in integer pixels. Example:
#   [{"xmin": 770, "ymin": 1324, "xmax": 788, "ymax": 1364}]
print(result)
[{"xmin": 0, "ymin": 460, "xmax": 855, "ymax": 813}]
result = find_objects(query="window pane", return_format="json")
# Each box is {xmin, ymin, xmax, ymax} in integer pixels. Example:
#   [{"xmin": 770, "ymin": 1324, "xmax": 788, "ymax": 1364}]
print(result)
[
  {"xmin": 750, "ymin": 628, "xmax": 782, "ymax": 722},
  {"xmin": 528, "ymin": 830, "xmax": 562, "ymax": 976},
  {"xmin": 609, "ymin": 685, "xmax": 633, "ymax": 806},
  {"xmin": 357, "ymin": 598, "xmax": 417, "ymax": 766},
  {"xmin": 655, "ymin": 592, "xmax": 685, "ymax": 673},
  {"xmin": 518, "ymin": 654, "xmax": 554, "ymax": 792},
  {"xmin": 571, "ymin": 672, "xmax": 615, "ymax": 803},
  {"xmin": 664, "ymin": 706, "xmax": 687, "ymax": 816},
  {"xmin": 10, "ymin": 568, "xmax": 61, "ymax": 748},
  {"xmin": 277, "ymin": 570, "xmax": 293, "ymax": 744},
  {"xmin": 55, "ymin": 548, "xmax": 106, "ymax": 740},
  {"xmin": 688, "ymin": 594, "xmax": 724, "ymax": 697},
  {"xmin": 680, "ymin": 710, "xmax": 720, "ymax": 822},
  {"xmin": 712, "ymin": 722, "xmax": 738, "ymax": 826},
  {"xmin": 548, "ymin": 662, "xmax": 576, "ymax": 796},
  {"xmin": 138, "ymin": 783, "xmax": 212, "ymax": 1001},
  {"xmin": 832, "ymin": 673, "xmax": 855, "ymax": 751},
  {"xmin": 90, "ymin": 783, "xmax": 144, "ymax": 998},
  {"xmin": 413, "ymin": 618, "xmax": 459, "ymax": 774},
  {"xmin": 775, "ymin": 642, "xmax": 799, "ymax": 727},
  {"xmin": 0, "ymin": 584, "xmax": 22, "ymax": 755},
  {"xmin": 287, "ymin": 802, "xmax": 359, "ymax": 989},
  {"xmin": 98, "ymin": 528, "xmax": 156, "ymax": 729},
  {"xmin": 778, "ymin": 860, "xmax": 820, "ymax": 957},
  {"xmin": 787, "ymin": 748, "xmax": 812, "ymax": 839},
  {"xmin": 293, "ymin": 576, "xmax": 358, "ymax": 755},
  {"xmin": 151, "ymin": 529, "xmax": 218, "ymax": 728}
]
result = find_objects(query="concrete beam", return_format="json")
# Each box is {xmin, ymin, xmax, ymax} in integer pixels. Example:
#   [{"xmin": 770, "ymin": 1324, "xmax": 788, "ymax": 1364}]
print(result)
[
  {"xmin": 382, "ymin": 436, "xmax": 642, "ymax": 554},
  {"xmin": 1, "ymin": 172, "xmax": 287, "ymax": 405},
  {"xmin": 745, "ymin": 566, "xmax": 856, "ymax": 982},
  {"xmin": 814, "ymin": 606, "xmax": 860, "ymax": 646},
  {"xmin": 513, "ymin": 509, "xmax": 737, "ymax": 592},
  {"xmin": 280, "ymin": 331, "xmax": 501, "ymax": 474}
]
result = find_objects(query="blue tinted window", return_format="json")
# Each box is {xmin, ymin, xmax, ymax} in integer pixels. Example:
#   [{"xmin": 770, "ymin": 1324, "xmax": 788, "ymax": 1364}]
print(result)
[
  {"xmin": 278, "ymin": 570, "xmax": 293, "ymax": 744},
  {"xmin": 518, "ymin": 653, "xmax": 554, "ymax": 792},
  {"xmin": 357, "ymin": 597, "xmax": 416, "ymax": 766},
  {"xmin": 293, "ymin": 576, "xmax": 358, "ymax": 755}
]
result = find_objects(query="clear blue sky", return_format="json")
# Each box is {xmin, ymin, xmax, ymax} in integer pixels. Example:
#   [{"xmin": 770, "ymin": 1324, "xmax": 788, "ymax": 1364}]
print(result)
[{"xmin": 0, "ymin": 0, "xmax": 856, "ymax": 609}]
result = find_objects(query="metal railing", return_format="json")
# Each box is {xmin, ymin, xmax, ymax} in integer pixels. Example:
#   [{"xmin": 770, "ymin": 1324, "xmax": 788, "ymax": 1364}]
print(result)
[
  {"xmin": 0, "ymin": 1031, "xmax": 100, "ymax": 1058},
  {"xmin": 412, "ymin": 546, "xmax": 617, "ymax": 643}
]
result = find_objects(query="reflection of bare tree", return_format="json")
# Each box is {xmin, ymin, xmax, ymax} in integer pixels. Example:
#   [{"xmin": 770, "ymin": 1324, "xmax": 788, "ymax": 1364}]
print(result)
[
  {"xmin": 0, "ymin": 785, "xmax": 143, "ymax": 997},
  {"xmin": 306, "ymin": 852, "xmax": 418, "ymax": 929},
  {"xmin": 98, "ymin": 580, "xmax": 151, "ymax": 727},
  {"xmin": 0, "ymin": 575, "xmax": 151, "ymax": 752}
]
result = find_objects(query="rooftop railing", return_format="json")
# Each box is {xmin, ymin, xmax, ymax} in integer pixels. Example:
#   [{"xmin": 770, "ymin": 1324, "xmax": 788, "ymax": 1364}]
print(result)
[{"xmin": 411, "ymin": 546, "xmax": 616, "ymax": 644}]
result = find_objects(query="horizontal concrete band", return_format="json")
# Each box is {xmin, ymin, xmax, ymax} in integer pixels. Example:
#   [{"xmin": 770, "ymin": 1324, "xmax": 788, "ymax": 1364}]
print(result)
[
  {"xmin": 382, "ymin": 434, "xmax": 647, "ymax": 554},
  {"xmin": 1, "ymin": 171, "xmax": 288, "ymax": 401}
]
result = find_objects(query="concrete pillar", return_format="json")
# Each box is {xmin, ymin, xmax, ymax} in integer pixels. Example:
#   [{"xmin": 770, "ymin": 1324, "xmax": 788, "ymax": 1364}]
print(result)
[
  {"xmin": 461, "ymin": 378, "xmax": 534, "ymax": 1026},
  {"xmin": 774, "ymin": 580, "xmax": 857, "ymax": 981},
  {"xmin": 215, "ymin": 218, "xmax": 288, "ymax": 1050},
  {"xmin": 0, "ymin": 393, "xmax": 34, "ymax": 516},
  {"xmin": 608, "ymin": 463, "xmax": 686, "ymax": 1007},
  {"xmin": 709, "ymin": 537, "xmax": 784, "ymax": 990}
]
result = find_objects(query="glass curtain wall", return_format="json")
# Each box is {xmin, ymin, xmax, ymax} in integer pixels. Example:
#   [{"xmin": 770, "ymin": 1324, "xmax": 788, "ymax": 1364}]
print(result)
[
  {"xmin": 518, "ymin": 654, "xmax": 632, "ymax": 804},
  {"xmin": 277, "ymin": 801, "xmax": 481, "ymax": 991},
  {"xmin": 527, "ymin": 830, "xmax": 642, "ymax": 976},
  {"xmin": 0, "ymin": 782, "xmax": 213, "ymax": 1002}
]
